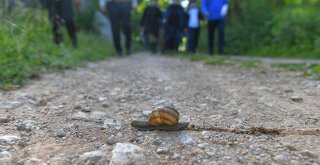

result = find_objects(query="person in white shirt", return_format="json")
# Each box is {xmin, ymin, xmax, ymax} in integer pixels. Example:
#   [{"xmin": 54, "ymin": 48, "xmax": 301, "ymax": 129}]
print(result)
[
  {"xmin": 99, "ymin": 0, "xmax": 138, "ymax": 56},
  {"xmin": 186, "ymin": 0, "xmax": 203, "ymax": 53}
]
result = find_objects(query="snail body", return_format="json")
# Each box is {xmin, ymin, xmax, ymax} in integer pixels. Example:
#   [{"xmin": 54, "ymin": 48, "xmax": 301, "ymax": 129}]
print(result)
[{"xmin": 148, "ymin": 105, "xmax": 180, "ymax": 126}]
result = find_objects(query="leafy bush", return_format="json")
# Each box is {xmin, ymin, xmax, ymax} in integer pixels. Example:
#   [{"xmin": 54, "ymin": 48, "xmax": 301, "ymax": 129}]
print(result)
[
  {"xmin": 0, "ymin": 7, "xmax": 113, "ymax": 90},
  {"xmin": 225, "ymin": 1, "xmax": 320, "ymax": 58}
]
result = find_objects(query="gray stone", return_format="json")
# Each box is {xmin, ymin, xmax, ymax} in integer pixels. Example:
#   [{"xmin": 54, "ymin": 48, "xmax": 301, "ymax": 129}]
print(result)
[
  {"xmin": 101, "ymin": 101, "xmax": 110, "ymax": 108},
  {"xmin": 142, "ymin": 111, "xmax": 151, "ymax": 117},
  {"xmin": 0, "ymin": 151, "xmax": 10, "ymax": 158},
  {"xmin": 0, "ymin": 135, "xmax": 20, "ymax": 145},
  {"xmin": 74, "ymin": 102, "xmax": 92, "ymax": 112},
  {"xmin": 102, "ymin": 119, "xmax": 122, "ymax": 129},
  {"xmin": 98, "ymin": 97, "xmax": 108, "ymax": 102},
  {"xmin": 235, "ymin": 156, "xmax": 247, "ymax": 164},
  {"xmin": 0, "ymin": 151, "xmax": 11, "ymax": 165},
  {"xmin": 274, "ymin": 155, "xmax": 289, "ymax": 165},
  {"xmin": 50, "ymin": 155, "xmax": 67, "ymax": 165},
  {"xmin": 171, "ymin": 153, "xmax": 182, "ymax": 160},
  {"xmin": 152, "ymin": 139, "xmax": 162, "ymax": 146},
  {"xmin": 109, "ymin": 143, "xmax": 144, "ymax": 165},
  {"xmin": 156, "ymin": 147, "xmax": 170, "ymax": 154},
  {"xmin": 56, "ymin": 129, "xmax": 66, "ymax": 138},
  {"xmin": 78, "ymin": 150, "xmax": 106, "ymax": 165},
  {"xmin": 17, "ymin": 159, "xmax": 25, "ymax": 165},
  {"xmin": 302, "ymin": 150, "xmax": 318, "ymax": 159},
  {"xmin": 179, "ymin": 133, "xmax": 196, "ymax": 145},
  {"xmin": 197, "ymin": 143, "xmax": 209, "ymax": 149},
  {"xmin": 106, "ymin": 135, "xmax": 118, "ymax": 145},
  {"xmin": 90, "ymin": 111, "xmax": 106, "ymax": 121},
  {"xmin": 25, "ymin": 158, "xmax": 44, "ymax": 165},
  {"xmin": 81, "ymin": 106, "xmax": 92, "ymax": 113},
  {"xmin": 284, "ymin": 89, "xmax": 294, "ymax": 93},
  {"xmin": 0, "ymin": 117, "xmax": 10, "ymax": 124},
  {"xmin": 201, "ymin": 131, "xmax": 211, "ymax": 139},
  {"xmin": 285, "ymin": 145, "xmax": 298, "ymax": 151},
  {"xmin": 207, "ymin": 146, "xmax": 220, "ymax": 157},
  {"xmin": 71, "ymin": 112, "xmax": 89, "ymax": 120},
  {"xmin": 290, "ymin": 96, "xmax": 303, "ymax": 102},
  {"xmin": 17, "ymin": 120, "xmax": 37, "ymax": 132}
]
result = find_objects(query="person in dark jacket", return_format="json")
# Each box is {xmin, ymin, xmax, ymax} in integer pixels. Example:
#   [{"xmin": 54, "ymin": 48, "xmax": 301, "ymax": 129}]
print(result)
[
  {"xmin": 164, "ymin": 0, "xmax": 184, "ymax": 51},
  {"xmin": 47, "ymin": 0, "xmax": 80, "ymax": 48},
  {"xmin": 140, "ymin": 0, "xmax": 163, "ymax": 53},
  {"xmin": 202, "ymin": 0, "xmax": 228, "ymax": 55},
  {"xmin": 100, "ymin": 0, "xmax": 138, "ymax": 56},
  {"xmin": 186, "ymin": 0, "xmax": 203, "ymax": 53}
]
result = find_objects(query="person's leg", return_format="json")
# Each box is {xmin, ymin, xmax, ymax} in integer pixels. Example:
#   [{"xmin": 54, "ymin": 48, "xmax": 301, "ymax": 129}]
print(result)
[
  {"xmin": 207, "ymin": 21, "xmax": 214, "ymax": 55},
  {"xmin": 65, "ymin": 20, "xmax": 77, "ymax": 48},
  {"xmin": 218, "ymin": 20, "xmax": 225, "ymax": 54},
  {"xmin": 107, "ymin": 2, "xmax": 122, "ymax": 55},
  {"xmin": 121, "ymin": 2, "xmax": 132, "ymax": 55},
  {"xmin": 52, "ymin": 18, "xmax": 62, "ymax": 45},
  {"xmin": 62, "ymin": 0, "xmax": 77, "ymax": 48},
  {"xmin": 8, "ymin": 0, "xmax": 14, "ymax": 14},
  {"xmin": 194, "ymin": 28, "xmax": 200, "ymax": 53},
  {"xmin": 190, "ymin": 28, "xmax": 198, "ymax": 53},
  {"xmin": 52, "ymin": 0, "xmax": 64, "ymax": 45},
  {"xmin": 186, "ymin": 28, "xmax": 192, "ymax": 52},
  {"xmin": 174, "ymin": 29, "xmax": 181, "ymax": 51},
  {"xmin": 208, "ymin": 20, "xmax": 220, "ymax": 55}
]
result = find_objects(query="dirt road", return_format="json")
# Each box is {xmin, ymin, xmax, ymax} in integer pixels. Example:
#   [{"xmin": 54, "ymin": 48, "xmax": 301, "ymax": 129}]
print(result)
[{"xmin": 0, "ymin": 53, "xmax": 319, "ymax": 164}]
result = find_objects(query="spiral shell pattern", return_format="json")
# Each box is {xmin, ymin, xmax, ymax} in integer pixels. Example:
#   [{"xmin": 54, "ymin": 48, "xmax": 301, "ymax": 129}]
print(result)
[{"xmin": 148, "ymin": 106, "xmax": 180, "ymax": 126}]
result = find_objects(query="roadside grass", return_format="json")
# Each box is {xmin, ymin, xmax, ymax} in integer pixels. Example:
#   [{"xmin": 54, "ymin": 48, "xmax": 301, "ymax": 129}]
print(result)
[
  {"xmin": 167, "ymin": 52, "xmax": 320, "ymax": 80},
  {"xmin": 0, "ymin": 8, "xmax": 115, "ymax": 90},
  {"xmin": 272, "ymin": 63, "xmax": 320, "ymax": 80},
  {"xmin": 166, "ymin": 52, "xmax": 261, "ymax": 69}
]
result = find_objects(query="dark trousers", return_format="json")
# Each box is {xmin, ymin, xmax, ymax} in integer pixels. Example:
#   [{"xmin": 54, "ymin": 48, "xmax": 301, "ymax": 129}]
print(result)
[
  {"xmin": 49, "ymin": 0, "xmax": 77, "ymax": 48},
  {"xmin": 52, "ymin": 18, "xmax": 77, "ymax": 48},
  {"xmin": 165, "ymin": 27, "xmax": 182, "ymax": 51},
  {"xmin": 1, "ymin": 0, "xmax": 15, "ymax": 15},
  {"xmin": 107, "ymin": 1, "xmax": 132, "ymax": 55},
  {"xmin": 208, "ymin": 20, "xmax": 225, "ymax": 55},
  {"xmin": 187, "ymin": 27, "xmax": 200, "ymax": 53}
]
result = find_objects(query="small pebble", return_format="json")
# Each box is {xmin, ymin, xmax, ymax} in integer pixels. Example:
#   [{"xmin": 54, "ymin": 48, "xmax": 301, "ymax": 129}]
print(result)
[
  {"xmin": 56, "ymin": 129, "xmax": 66, "ymax": 138},
  {"xmin": 303, "ymin": 150, "xmax": 318, "ymax": 159},
  {"xmin": 290, "ymin": 96, "xmax": 303, "ymax": 102},
  {"xmin": 156, "ymin": 147, "xmax": 170, "ymax": 154}
]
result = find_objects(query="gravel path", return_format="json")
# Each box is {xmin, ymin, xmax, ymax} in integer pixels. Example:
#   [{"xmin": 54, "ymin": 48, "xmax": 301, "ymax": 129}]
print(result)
[{"xmin": 0, "ymin": 53, "xmax": 319, "ymax": 165}]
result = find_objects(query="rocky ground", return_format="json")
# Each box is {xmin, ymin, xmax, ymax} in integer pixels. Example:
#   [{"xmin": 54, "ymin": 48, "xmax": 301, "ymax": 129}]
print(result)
[{"xmin": 0, "ymin": 53, "xmax": 319, "ymax": 165}]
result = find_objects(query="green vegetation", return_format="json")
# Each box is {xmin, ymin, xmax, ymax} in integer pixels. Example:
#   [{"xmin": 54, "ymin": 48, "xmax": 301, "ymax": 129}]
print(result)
[
  {"xmin": 0, "ymin": 7, "xmax": 114, "ymax": 90},
  {"xmin": 136, "ymin": 0, "xmax": 320, "ymax": 58},
  {"xmin": 224, "ymin": 0, "xmax": 320, "ymax": 58},
  {"xmin": 272, "ymin": 63, "xmax": 320, "ymax": 79}
]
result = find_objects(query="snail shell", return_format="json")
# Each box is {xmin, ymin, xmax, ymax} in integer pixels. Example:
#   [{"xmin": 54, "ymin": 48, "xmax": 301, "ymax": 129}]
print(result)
[{"xmin": 148, "ymin": 105, "xmax": 180, "ymax": 126}]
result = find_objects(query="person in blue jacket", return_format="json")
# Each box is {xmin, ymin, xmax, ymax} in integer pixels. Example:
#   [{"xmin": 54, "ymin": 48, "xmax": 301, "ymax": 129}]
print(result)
[{"xmin": 202, "ymin": 0, "xmax": 228, "ymax": 55}]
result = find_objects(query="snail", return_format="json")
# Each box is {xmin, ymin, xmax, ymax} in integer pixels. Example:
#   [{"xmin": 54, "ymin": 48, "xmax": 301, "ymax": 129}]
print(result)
[
  {"xmin": 131, "ymin": 104, "xmax": 189, "ymax": 131},
  {"xmin": 148, "ymin": 105, "xmax": 179, "ymax": 126}
]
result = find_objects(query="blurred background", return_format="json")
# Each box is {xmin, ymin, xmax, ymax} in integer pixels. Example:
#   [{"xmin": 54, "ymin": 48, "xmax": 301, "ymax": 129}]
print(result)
[{"xmin": 0, "ymin": 0, "xmax": 320, "ymax": 89}]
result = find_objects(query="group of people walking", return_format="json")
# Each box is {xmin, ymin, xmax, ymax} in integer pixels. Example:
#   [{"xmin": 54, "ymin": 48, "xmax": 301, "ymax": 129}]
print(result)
[
  {"xmin": 100, "ymin": 0, "xmax": 228, "ymax": 55},
  {"xmin": 8, "ymin": 0, "xmax": 228, "ymax": 55}
]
